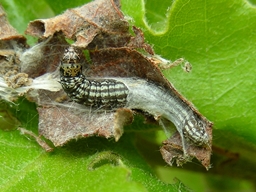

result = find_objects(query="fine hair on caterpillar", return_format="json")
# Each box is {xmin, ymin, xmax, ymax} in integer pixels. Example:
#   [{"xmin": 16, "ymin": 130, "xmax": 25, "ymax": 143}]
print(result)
[{"xmin": 59, "ymin": 47, "xmax": 211, "ymax": 154}]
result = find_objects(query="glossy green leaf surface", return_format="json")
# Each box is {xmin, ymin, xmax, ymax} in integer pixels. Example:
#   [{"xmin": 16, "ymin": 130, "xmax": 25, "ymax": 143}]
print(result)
[{"xmin": 1, "ymin": 0, "xmax": 256, "ymax": 191}]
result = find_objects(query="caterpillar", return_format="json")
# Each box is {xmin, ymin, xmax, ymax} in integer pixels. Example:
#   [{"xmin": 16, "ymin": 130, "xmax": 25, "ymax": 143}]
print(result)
[
  {"xmin": 59, "ymin": 47, "xmax": 129, "ymax": 109},
  {"xmin": 59, "ymin": 47, "xmax": 211, "ymax": 153}
]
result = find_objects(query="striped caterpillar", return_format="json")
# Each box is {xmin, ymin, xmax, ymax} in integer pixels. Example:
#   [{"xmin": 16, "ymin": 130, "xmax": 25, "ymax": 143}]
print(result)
[
  {"xmin": 59, "ymin": 47, "xmax": 129, "ymax": 110},
  {"xmin": 59, "ymin": 47, "xmax": 211, "ymax": 153}
]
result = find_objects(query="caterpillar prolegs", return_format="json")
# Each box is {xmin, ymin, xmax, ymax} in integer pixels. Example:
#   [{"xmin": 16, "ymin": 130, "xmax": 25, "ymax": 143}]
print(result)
[{"xmin": 59, "ymin": 47, "xmax": 211, "ymax": 152}]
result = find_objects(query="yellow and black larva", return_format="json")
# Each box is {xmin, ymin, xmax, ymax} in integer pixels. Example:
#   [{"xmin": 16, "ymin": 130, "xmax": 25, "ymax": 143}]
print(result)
[{"xmin": 59, "ymin": 47, "xmax": 129, "ymax": 109}]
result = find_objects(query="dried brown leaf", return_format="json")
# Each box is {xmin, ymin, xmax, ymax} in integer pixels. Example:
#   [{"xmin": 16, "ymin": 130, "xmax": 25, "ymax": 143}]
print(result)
[
  {"xmin": 20, "ymin": 35, "xmax": 70, "ymax": 78},
  {"xmin": 25, "ymin": 0, "xmax": 130, "ymax": 49},
  {"xmin": 160, "ymin": 122, "xmax": 213, "ymax": 170},
  {"xmin": 88, "ymin": 47, "xmax": 170, "ymax": 88},
  {"xmin": 38, "ymin": 106, "xmax": 133, "ymax": 146},
  {"xmin": 0, "ymin": 6, "xmax": 29, "ymax": 93}
]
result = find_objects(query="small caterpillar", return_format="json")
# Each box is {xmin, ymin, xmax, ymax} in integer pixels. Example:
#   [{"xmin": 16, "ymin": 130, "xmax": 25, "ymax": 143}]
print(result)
[
  {"xmin": 59, "ymin": 47, "xmax": 129, "ymax": 109},
  {"xmin": 59, "ymin": 47, "xmax": 211, "ymax": 153}
]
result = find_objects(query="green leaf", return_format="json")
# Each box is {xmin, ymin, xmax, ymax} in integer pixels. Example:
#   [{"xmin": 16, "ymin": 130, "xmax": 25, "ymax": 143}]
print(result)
[
  {"xmin": 122, "ymin": 0, "xmax": 256, "ymax": 139},
  {"xmin": 44, "ymin": 0, "xmax": 91, "ymax": 14},
  {"xmin": 1, "ymin": 0, "xmax": 256, "ymax": 191},
  {"xmin": 122, "ymin": 0, "xmax": 256, "ymax": 189},
  {"xmin": 0, "ymin": 131, "xmax": 174, "ymax": 192}
]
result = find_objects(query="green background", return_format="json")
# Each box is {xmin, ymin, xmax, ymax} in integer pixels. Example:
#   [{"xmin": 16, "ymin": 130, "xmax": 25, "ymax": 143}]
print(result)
[{"xmin": 1, "ymin": 0, "xmax": 256, "ymax": 191}]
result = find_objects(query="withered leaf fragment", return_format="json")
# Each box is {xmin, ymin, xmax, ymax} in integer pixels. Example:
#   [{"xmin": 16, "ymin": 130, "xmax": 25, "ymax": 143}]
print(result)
[
  {"xmin": 0, "ymin": 5, "xmax": 29, "ymax": 100},
  {"xmin": 26, "ymin": 0, "xmax": 128, "ymax": 49},
  {"xmin": 160, "ymin": 124, "xmax": 212, "ymax": 170},
  {"xmin": 38, "ymin": 106, "xmax": 133, "ymax": 147},
  {"xmin": 25, "ymin": 0, "xmax": 152, "ymax": 53}
]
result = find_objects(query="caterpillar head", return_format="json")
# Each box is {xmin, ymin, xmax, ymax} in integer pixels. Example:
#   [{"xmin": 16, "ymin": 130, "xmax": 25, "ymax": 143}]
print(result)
[{"xmin": 60, "ymin": 47, "xmax": 82, "ymax": 77}]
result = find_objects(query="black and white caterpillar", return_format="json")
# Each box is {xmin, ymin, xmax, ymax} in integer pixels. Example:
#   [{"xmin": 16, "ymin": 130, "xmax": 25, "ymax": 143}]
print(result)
[
  {"xmin": 60, "ymin": 47, "xmax": 129, "ymax": 109},
  {"xmin": 59, "ymin": 47, "xmax": 212, "ymax": 153}
]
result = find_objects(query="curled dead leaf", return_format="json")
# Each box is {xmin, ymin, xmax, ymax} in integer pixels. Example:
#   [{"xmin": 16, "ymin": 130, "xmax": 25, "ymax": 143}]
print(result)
[
  {"xmin": 25, "ymin": 0, "xmax": 130, "ymax": 49},
  {"xmin": 160, "ymin": 122, "xmax": 213, "ymax": 170}
]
